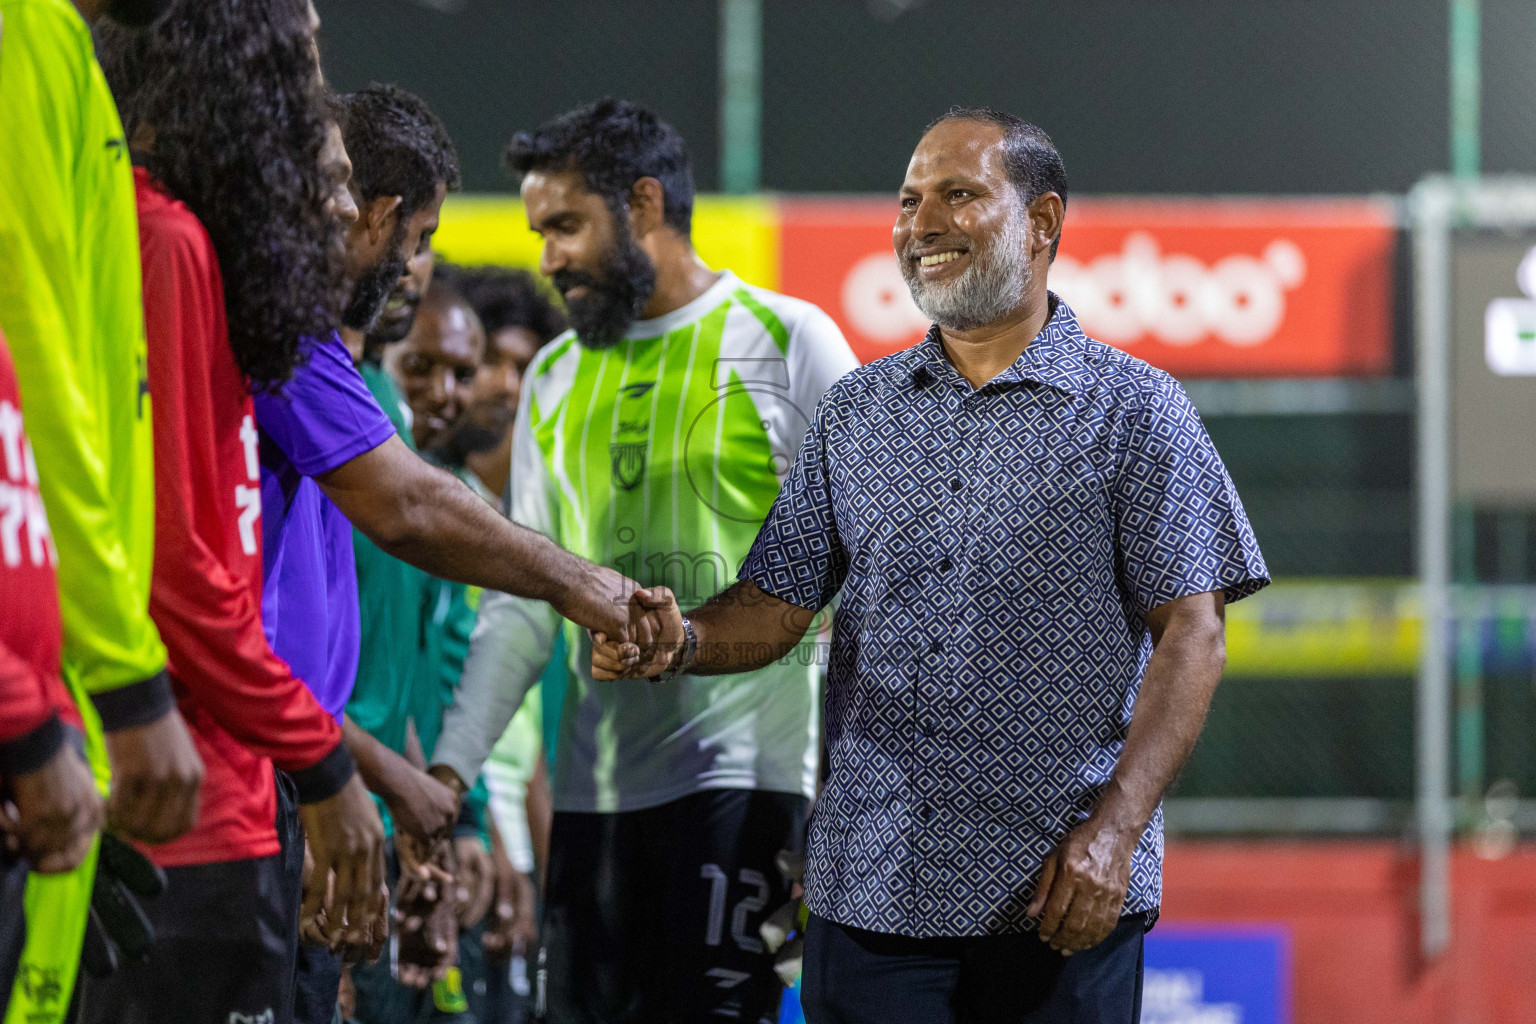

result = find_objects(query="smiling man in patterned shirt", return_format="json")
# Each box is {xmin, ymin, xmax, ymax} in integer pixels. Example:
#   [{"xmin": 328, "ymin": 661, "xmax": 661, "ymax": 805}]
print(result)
[{"xmin": 598, "ymin": 108, "xmax": 1269, "ymax": 1024}]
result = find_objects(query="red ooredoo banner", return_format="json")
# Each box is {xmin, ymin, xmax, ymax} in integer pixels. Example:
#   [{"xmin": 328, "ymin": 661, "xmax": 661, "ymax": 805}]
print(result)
[{"xmin": 777, "ymin": 197, "xmax": 1397, "ymax": 377}]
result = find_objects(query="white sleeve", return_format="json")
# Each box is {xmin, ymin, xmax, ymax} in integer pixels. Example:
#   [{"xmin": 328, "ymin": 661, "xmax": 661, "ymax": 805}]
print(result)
[
  {"xmin": 483, "ymin": 768, "xmax": 535, "ymax": 874},
  {"xmin": 785, "ymin": 303, "xmax": 859, "ymax": 453},
  {"xmin": 430, "ymin": 395, "xmax": 563, "ymax": 787}
]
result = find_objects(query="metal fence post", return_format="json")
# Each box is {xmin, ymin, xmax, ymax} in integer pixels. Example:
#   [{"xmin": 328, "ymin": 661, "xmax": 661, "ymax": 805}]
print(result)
[
  {"xmin": 718, "ymin": 0, "xmax": 762, "ymax": 194},
  {"xmin": 1412, "ymin": 178, "xmax": 1454, "ymax": 959},
  {"xmin": 1450, "ymin": 0, "xmax": 1481, "ymax": 180}
]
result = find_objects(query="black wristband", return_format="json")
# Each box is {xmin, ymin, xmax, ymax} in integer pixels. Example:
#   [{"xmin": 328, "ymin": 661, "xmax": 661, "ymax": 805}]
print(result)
[
  {"xmin": 90, "ymin": 669, "xmax": 176, "ymax": 732},
  {"xmin": 0, "ymin": 713, "xmax": 66, "ymax": 778},
  {"xmin": 288, "ymin": 742, "xmax": 358, "ymax": 805}
]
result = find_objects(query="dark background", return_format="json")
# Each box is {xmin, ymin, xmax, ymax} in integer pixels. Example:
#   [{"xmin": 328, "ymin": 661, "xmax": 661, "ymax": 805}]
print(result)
[{"xmin": 318, "ymin": 0, "xmax": 1536, "ymax": 196}]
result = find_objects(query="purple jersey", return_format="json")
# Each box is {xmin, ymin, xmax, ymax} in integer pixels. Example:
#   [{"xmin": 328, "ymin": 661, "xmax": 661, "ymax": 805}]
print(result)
[{"xmin": 254, "ymin": 332, "xmax": 395, "ymax": 719}]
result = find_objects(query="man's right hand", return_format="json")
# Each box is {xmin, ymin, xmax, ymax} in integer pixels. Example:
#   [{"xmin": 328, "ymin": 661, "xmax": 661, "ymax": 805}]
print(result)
[
  {"xmin": 103, "ymin": 708, "xmax": 204, "ymax": 844},
  {"xmin": 555, "ymin": 562, "xmax": 650, "ymax": 656},
  {"xmin": 1, "ymin": 738, "xmax": 104, "ymax": 872},
  {"xmin": 426, "ymin": 764, "xmax": 469, "ymax": 800},
  {"xmin": 592, "ymin": 587, "xmax": 684, "ymax": 681},
  {"xmin": 299, "ymin": 773, "xmax": 386, "ymax": 949},
  {"xmin": 380, "ymin": 761, "xmax": 459, "ymax": 844}
]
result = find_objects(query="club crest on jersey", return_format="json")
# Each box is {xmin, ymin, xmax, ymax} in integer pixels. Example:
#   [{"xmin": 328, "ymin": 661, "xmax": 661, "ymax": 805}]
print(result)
[{"xmin": 610, "ymin": 441, "xmax": 647, "ymax": 491}]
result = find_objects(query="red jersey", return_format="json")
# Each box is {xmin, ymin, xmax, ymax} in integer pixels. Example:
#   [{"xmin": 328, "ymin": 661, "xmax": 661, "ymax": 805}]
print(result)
[
  {"xmin": 0, "ymin": 329, "xmax": 80, "ymax": 780},
  {"xmin": 135, "ymin": 169, "xmax": 354, "ymax": 867}
]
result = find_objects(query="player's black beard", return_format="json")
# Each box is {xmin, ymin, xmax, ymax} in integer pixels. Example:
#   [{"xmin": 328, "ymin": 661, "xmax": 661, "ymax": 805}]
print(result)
[
  {"xmin": 367, "ymin": 285, "xmax": 422, "ymax": 345},
  {"xmin": 900, "ymin": 197, "xmax": 1032, "ymax": 332},
  {"xmin": 342, "ymin": 246, "xmax": 408, "ymax": 334},
  {"xmin": 553, "ymin": 221, "xmax": 656, "ymax": 351}
]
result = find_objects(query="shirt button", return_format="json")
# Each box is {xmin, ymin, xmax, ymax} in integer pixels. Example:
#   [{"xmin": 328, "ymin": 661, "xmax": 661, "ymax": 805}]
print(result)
[
  {"xmin": 949, "ymin": 478, "xmax": 962, "ymax": 492},
  {"xmin": 938, "ymin": 558, "xmax": 953, "ymax": 572},
  {"xmin": 918, "ymin": 804, "xmax": 932, "ymax": 821},
  {"xmin": 920, "ymin": 718, "xmax": 936, "ymax": 736},
  {"xmin": 929, "ymin": 640, "xmax": 943, "ymax": 655}
]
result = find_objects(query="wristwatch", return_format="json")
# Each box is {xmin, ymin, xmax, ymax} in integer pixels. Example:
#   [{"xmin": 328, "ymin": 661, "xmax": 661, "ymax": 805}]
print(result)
[{"xmin": 649, "ymin": 617, "xmax": 697, "ymax": 684}]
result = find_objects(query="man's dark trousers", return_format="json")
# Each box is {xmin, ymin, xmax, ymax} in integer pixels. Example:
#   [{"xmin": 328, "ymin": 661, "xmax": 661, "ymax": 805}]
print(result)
[{"xmin": 800, "ymin": 912, "xmax": 1147, "ymax": 1024}]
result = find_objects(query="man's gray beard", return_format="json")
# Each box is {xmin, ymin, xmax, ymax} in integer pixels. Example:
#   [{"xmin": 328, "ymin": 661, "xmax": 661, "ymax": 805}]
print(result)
[{"xmin": 901, "ymin": 206, "xmax": 1032, "ymax": 332}]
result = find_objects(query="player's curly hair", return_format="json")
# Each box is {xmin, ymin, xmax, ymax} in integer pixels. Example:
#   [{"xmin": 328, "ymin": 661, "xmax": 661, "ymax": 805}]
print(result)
[
  {"xmin": 440, "ymin": 264, "xmax": 567, "ymax": 345},
  {"xmin": 505, "ymin": 97, "xmax": 694, "ymax": 235},
  {"xmin": 96, "ymin": 0, "xmax": 341, "ymax": 390}
]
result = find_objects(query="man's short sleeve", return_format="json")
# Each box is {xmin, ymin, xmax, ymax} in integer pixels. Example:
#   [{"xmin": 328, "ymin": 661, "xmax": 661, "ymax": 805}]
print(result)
[
  {"xmin": 739, "ymin": 392, "xmax": 847, "ymax": 612},
  {"xmin": 253, "ymin": 333, "xmax": 395, "ymax": 478},
  {"xmin": 1111, "ymin": 378, "xmax": 1269, "ymax": 616}
]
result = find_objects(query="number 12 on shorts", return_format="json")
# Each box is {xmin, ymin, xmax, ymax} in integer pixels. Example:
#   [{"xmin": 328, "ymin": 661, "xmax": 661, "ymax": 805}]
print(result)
[{"xmin": 701, "ymin": 864, "xmax": 770, "ymax": 952}]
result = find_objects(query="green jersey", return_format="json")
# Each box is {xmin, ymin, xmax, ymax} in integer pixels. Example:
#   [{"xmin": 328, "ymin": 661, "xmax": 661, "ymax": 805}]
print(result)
[
  {"xmin": 433, "ymin": 270, "xmax": 857, "ymax": 813},
  {"xmin": 412, "ymin": 465, "xmax": 492, "ymax": 760},
  {"xmin": 345, "ymin": 361, "xmax": 429, "ymax": 757}
]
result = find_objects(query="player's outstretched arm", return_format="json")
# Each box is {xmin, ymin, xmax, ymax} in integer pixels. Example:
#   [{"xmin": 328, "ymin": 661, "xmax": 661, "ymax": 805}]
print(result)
[
  {"xmin": 592, "ymin": 581, "xmax": 818, "ymax": 681},
  {"xmin": 318, "ymin": 435, "xmax": 645, "ymax": 648},
  {"xmin": 1026, "ymin": 589, "xmax": 1227, "ymax": 956}
]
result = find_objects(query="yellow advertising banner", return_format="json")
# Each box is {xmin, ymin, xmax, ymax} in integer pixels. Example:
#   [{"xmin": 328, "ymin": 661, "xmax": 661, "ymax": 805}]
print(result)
[{"xmin": 1224, "ymin": 579, "xmax": 1420, "ymax": 678}]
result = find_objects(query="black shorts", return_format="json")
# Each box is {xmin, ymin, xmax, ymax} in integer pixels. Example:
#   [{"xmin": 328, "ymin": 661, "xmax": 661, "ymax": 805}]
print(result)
[
  {"xmin": 537, "ymin": 788, "xmax": 807, "ymax": 1024},
  {"xmin": 475, "ymin": 920, "xmax": 533, "ymax": 1024},
  {"xmin": 72, "ymin": 849, "xmax": 298, "ymax": 1024},
  {"xmin": 74, "ymin": 766, "xmax": 303, "ymax": 1024}
]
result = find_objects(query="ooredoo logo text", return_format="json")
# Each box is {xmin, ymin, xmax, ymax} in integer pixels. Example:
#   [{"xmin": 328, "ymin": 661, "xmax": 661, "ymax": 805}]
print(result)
[
  {"xmin": 836, "ymin": 232, "xmax": 1308, "ymax": 352},
  {"xmin": 1052, "ymin": 232, "xmax": 1306, "ymax": 348}
]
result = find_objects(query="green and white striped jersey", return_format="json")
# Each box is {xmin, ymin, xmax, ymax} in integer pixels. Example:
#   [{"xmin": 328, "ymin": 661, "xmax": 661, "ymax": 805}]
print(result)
[{"xmin": 434, "ymin": 271, "xmax": 858, "ymax": 812}]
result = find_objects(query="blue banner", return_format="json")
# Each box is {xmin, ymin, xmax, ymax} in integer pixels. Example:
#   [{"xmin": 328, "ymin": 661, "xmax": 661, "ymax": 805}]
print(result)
[{"xmin": 1143, "ymin": 924, "xmax": 1291, "ymax": 1024}]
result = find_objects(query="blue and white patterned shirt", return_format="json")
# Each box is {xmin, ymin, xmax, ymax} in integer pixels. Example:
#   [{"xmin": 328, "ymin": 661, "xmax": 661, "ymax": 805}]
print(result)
[{"xmin": 740, "ymin": 296, "xmax": 1268, "ymax": 938}]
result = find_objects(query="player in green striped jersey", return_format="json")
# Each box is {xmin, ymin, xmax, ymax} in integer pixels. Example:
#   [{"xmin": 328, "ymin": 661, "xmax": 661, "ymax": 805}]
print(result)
[{"xmin": 429, "ymin": 100, "xmax": 857, "ymax": 1023}]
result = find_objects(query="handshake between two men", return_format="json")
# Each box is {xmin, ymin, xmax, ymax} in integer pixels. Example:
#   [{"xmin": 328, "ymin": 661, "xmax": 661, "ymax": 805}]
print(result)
[
  {"xmin": 588, "ymin": 578, "xmax": 823, "ymax": 683},
  {"xmin": 591, "ymin": 584, "xmax": 688, "ymax": 681}
]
